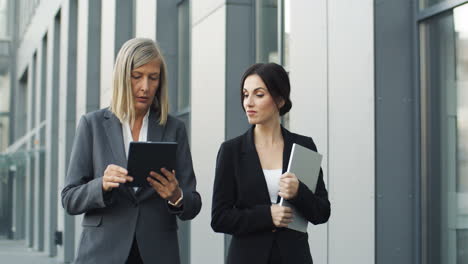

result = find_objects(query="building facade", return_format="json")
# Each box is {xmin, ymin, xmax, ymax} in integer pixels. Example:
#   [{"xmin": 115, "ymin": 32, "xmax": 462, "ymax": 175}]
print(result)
[{"xmin": 0, "ymin": 0, "xmax": 467, "ymax": 263}]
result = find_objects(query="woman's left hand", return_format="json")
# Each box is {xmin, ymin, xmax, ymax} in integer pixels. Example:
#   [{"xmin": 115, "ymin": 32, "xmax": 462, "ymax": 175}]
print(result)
[
  {"xmin": 279, "ymin": 172, "xmax": 299, "ymax": 200},
  {"xmin": 147, "ymin": 168, "xmax": 182, "ymax": 204}
]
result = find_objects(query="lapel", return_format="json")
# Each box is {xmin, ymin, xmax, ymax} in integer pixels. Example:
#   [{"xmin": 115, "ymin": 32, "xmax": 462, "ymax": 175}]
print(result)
[
  {"xmin": 103, "ymin": 109, "xmax": 137, "ymax": 202},
  {"xmin": 281, "ymin": 126, "xmax": 295, "ymax": 173},
  {"xmin": 146, "ymin": 109, "xmax": 165, "ymax": 142},
  {"xmin": 240, "ymin": 125, "xmax": 295, "ymax": 204},
  {"xmin": 239, "ymin": 126, "xmax": 271, "ymax": 204},
  {"xmin": 136, "ymin": 110, "xmax": 166, "ymax": 201}
]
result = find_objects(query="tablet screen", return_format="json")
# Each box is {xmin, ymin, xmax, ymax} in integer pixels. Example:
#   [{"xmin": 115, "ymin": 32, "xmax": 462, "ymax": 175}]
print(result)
[{"xmin": 125, "ymin": 142, "xmax": 177, "ymax": 187}]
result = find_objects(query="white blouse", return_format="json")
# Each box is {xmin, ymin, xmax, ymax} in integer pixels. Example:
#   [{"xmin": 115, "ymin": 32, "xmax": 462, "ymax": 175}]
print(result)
[
  {"xmin": 263, "ymin": 169, "xmax": 282, "ymax": 204},
  {"xmin": 122, "ymin": 110, "xmax": 150, "ymax": 192}
]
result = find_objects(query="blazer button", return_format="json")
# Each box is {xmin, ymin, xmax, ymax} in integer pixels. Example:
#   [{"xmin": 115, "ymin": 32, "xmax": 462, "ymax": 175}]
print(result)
[{"xmin": 272, "ymin": 229, "xmax": 277, "ymax": 232}]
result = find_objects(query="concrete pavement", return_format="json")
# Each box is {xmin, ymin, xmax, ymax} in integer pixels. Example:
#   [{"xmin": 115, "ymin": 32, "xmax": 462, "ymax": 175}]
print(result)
[{"xmin": 0, "ymin": 239, "xmax": 59, "ymax": 264}]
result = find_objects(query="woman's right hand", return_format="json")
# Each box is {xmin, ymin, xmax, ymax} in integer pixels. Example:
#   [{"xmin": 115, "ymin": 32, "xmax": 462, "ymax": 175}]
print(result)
[
  {"xmin": 102, "ymin": 164, "xmax": 133, "ymax": 192},
  {"xmin": 270, "ymin": 204, "xmax": 293, "ymax": 227}
]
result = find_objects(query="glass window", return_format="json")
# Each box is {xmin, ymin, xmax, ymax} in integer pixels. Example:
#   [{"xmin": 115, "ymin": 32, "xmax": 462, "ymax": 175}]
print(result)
[
  {"xmin": 177, "ymin": 0, "xmax": 190, "ymax": 113},
  {"xmin": 256, "ymin": 0, "xmax": 278, "ymax": 63},
  {"xmin": 255, "ymin": 0, "xmax": 289, "ymax": 67},
  {"xmin": 283, "ymin": 0, "xmax": 290, "ymax": 70},
  {"xmin": 255, "ymin": 0, "xmax": 290, "ymax": 127},
  {"xmin": 0, "ymin": 70, "xmax": 9, "ymax": 151},
  {"xmin": 0, "ymin": 0, "xmax": 8, "ymax": 38},
  {"xmin": 420, "ymin": 3, "xmax": 468, "ymax": 264},
  {"xmin": 281, "ymin": 0, "xmax": 290, "ymax": 128},
  {"xmin": 420, "ymin": 0, "xmax": 448, "ymax": 9}
]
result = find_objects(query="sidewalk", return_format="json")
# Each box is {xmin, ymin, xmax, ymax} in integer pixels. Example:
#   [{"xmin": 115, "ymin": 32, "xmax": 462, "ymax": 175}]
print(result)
[{"xmin": 0, "ymin": 239, "xmax": 59, "ymax": 264}]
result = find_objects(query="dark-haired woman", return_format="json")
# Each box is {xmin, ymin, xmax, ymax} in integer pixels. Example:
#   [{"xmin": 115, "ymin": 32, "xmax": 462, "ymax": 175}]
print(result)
[{"xmin": 211, "ymin": 63, "xmax": 330, "ymax": 264}]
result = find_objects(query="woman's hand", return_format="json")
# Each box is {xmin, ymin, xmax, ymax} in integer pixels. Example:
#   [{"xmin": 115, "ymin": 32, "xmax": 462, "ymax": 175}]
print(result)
[
  {"xmin": 271, "ymin": 204, "xmax": 293, "ymax": 227},
  {"xmin": 147, "ymin": 168, "xmax": 182, "ymax": 204},
  {"xmin": 102, "ymin": 164, "xmax": 133, "ymax": 192},
  {"xmin": 279, "ymin": 172, "xmax": 299, "ymax": 200}
]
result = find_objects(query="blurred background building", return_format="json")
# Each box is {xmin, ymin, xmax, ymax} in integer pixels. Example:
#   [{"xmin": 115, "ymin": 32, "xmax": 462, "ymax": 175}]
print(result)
[{"xmin": 0, "ymin": 0, "xmax": 467, "ymax": 263}]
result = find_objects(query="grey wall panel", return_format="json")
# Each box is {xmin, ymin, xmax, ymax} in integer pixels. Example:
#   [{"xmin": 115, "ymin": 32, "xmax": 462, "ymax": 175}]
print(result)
[
  {"xmin": 86, "ymin": 1, "xmax": 101, "ymax": 112},
  {"xmin": 63, "ymin": 0, "xmax": 78, "ymax": 261},
  {"xmin": 114, "ymin": 0, "xmax": 134, "ymax": 58},
  {"xmin": 14, "ymin": 73, "xmax": 28, "ymax": 141},
  {"xmin": 8, "ymin": 0, "xmax": 18, "ymax": 145},
  {"xmin": 13, "ymin": 72, "xmax": 27, "ymax": 241},
  {"xmin": 288, "ymin": 1, "xmax": 329, "ymax": 261},
  {"xmin": 26, "ymin": 53, "xmax": 36, "ymax": 248},
  {"xmin": 225, "ymin": 1, "xmax": 253, "ymax": 141},
  {"xmin": 327, "ymin": 1, "xmax": 375, "ymax": 262},
  {"xmin": 223, "ymin": 1, "xmax": 255, "ymax": 260},
  {"xmin": 44, "ymin": 10, "xmax": 61, "ymax": 257},
  {"xmin": 190, "ymin": 3, "xmax": 226, "ymax": 263},
  {"xmin": 156, "ymin": 0, "xmax": 178, "ymax": 113},
  {"xmin": 33, "ymin": 34, "xmax": 47, "ymax": 252},
  {"xmin": 375, "ymin": 0, "xmax": 418, "ymax": 263}
]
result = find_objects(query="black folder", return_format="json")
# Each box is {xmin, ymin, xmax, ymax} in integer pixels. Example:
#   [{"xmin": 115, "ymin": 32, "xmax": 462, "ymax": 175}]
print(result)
[{"xmin": 125, "ymin": 142, "xmax": 178, "ymax": 188}]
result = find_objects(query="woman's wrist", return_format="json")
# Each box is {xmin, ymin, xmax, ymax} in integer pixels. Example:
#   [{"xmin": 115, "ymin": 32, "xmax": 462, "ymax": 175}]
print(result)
[{"xmin": 168, "ymin": 188, "xmax": 183, "ymax": 207}]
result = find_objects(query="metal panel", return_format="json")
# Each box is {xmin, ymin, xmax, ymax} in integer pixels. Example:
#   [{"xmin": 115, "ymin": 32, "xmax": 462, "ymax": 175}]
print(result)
[
  {"xmin": 223, "ymin": 2, "xmax": 255, "ymax": 260},
  {"xmin": 375, "ymin": 0, "xmax": 419, "ymax": 263},
  {"xmin": 288, "ymin": 0, "xmax": 329, "ymax": 262},
  {"xmin": 13, "ymin": 73, "xmax": 27, "ymax": 241},
  {"xmin": 114, "ymin": 0, "xmax": 134, "ymax": 58},
  {"xmin": 25, "ymin": 53, "xmax": 36, "ymax": 248},
  {"xmin": 8, "ymin": 0, "xmax": 17, "ymax": 146},
  {"xmin": 86, "ymin": 1, "xmax": 101, "ymax": 112},
  {"xmin": 225, "ymin": 1, "xmax": 254, "ymax": 141},
  {"xmin": 156, "ymin": 0, "xmax": 178, "ymax": 113},
  {"xmin": 61, "ymin": 0, "xmax": 78, "ymax": 261},
  {"xmin": 327, "ymin": 1, "xmax": 375, "ymax": 263},
  {"xmin": 32, "ymin": 33, "xmax": 47, "ymax": 252},
  {"xmin": 190, "ymin": 4, "xmax": 226, "ymax": 263},
  {"xmin": 412, "ymin": 2, "xmax": 422, "ymax": 264},
  {"xmin": 44, "ymin": 10, "xmax": 60, "ymax": 257}
]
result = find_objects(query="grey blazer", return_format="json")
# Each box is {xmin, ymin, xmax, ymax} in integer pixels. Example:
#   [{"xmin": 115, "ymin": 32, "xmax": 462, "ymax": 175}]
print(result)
[{"xmin": 61, "ymin": 108, "xmax": 202, "ymax": 264}]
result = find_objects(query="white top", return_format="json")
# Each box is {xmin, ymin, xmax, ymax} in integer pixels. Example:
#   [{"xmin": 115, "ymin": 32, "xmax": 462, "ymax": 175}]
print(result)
[
  {"xmin": 122, "ymin": 110, "xmax": 150, "ymax": 192},
  {"xmin": 263, "ymin": 169, "xmax": 282, "ymax": 204}
]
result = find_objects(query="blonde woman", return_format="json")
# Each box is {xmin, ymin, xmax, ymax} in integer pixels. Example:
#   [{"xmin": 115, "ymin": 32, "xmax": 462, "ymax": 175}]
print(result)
[{"xmin": 62, "ymin": 38, "xmax": 201, "ymax": 264}]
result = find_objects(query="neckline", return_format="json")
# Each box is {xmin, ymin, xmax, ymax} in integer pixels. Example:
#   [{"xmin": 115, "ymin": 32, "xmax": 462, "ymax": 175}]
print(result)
[{"xmin": 262, "ymin": 168, "xmax": 282, "ymax": 172}]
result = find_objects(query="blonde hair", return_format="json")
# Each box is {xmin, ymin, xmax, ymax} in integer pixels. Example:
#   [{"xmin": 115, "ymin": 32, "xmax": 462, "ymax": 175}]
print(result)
[{"xmin": 110, "ymin": 38, "xmax": 169, "ymax": 126}]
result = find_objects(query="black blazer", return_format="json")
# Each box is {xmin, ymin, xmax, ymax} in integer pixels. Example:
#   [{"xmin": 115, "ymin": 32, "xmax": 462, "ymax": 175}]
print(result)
[{"xmin": 211, "ymin": 126, "xmax": 330, "ymax": 264}]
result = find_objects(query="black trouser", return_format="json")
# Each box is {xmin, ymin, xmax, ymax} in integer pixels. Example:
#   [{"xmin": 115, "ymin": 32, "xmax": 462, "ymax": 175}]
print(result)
[
  {"xmin": 126, "ymin": 237, "xmax": 144, "ymax": 264},
  {"xmin": 268, "ymin": 240, "xmax": 282, "ymax": 264}
]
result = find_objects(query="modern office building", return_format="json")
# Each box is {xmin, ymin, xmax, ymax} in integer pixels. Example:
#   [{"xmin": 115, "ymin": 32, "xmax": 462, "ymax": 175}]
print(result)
[{"xmin": 0, "ymin": 0, "xmax": 467, "ymax": 263}]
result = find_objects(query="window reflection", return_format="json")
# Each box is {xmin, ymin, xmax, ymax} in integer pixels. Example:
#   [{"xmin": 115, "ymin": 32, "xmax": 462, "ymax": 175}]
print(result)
[
  {"xmin": 455, "ymin": 5, "xmax": 468, "ymax": 262},
  {"xmin": 256, "ymin": 0, "xmax": 278, "ymax": 63},
  {"xmin": 177, "ymin": 0, "xmax": 190, "ymax": 112},
  {"xmin": 420, "ymin": 3, "xmax": 468, "ymax": 264},
  {"xmin": 283, "ymin": 0, "xmax": 290, "ymax": 70},
  {"xmin": 420, "ymin": 0, "xmax": 448, "ymax": 9}
]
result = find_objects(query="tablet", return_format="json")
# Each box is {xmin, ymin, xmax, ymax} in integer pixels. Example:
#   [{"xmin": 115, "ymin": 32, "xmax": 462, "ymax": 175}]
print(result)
[{"xmin": 125, "ymin": 142, "xmax": 178, "ymax": 188}]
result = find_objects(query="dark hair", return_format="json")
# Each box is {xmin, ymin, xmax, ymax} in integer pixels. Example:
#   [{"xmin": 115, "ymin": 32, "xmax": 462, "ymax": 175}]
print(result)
[{"xmin": 240, "ymin": 63, "xmax": 292, "ymax": 116}]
